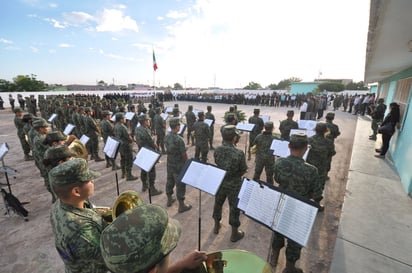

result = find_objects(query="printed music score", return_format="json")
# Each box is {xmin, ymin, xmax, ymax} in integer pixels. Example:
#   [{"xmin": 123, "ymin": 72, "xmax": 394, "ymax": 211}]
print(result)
[
  {"xmin": 236, "ymin": 123, "xmax": 255, "ymax": 132},
  {"xmin": 63, "ymin": 123, "xmax": 75, "ymax": 135},
  {"xmin": 103, "ymin": 136, "xmax": 120, "ymax": 159},
  {"xmin": 79, "ymin": 135, "xmax": 90, "ymax": 145},
  {"xmin": 124, "ymin": 112, "xmax": 135, "ymax": 120},
  {"xmin": 270, "ymin": 139, "xmax": 310, "ymax": 160},
  {"xmin": 238, "ymin": 178, "xmax": 318, "ymax": 246},
  {"xmin": 204, "ymin": 119, "xmax": 213, "ymax": 127},
  {"xmin": 48, "ymin": 113, "xmax": 57, "ymax": 123},
  {"xmin": 133, "ymin": 147, "xmax": 161, "ymax": 172}
]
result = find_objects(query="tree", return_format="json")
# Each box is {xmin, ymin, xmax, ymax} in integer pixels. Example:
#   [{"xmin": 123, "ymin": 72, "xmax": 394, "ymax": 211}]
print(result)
[
  {"xmin": 276, "ymin": 77, "xmax": 302, "ymax": 90},
  {"xmin": 173, "ymin": 82, "xmax": 183, "ymax": 90},
  {"xmin": 12, "ymin": 74, "xmax": 47, "ymax": 91},
  {"xmin": 243, "ymin": 81, "xmax": 262, "ymax": 90},
  {"xmin": 345, "ymin": 81, "xmax": 368, "ymax": 90},
  {"xmin": 0, "ymin": 79, "xmax": 14, "ymax": 92},
  {"xmin": 267, "ymin": 83, "xmax": 278, "ymax": 90},
  {"xmin": 317, "ymin": 82, "xmax": 345, "ymax": 92}
]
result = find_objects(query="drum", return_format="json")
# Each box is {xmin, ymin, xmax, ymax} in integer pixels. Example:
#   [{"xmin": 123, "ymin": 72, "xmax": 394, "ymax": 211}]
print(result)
[{"xmin": 183, "ymin": 249, "xmax": 273, "ymax": 273}]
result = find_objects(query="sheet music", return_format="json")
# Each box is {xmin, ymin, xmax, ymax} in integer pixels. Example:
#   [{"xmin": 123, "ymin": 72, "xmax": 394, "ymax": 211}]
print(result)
[
  {"xmin": 0, "ymin": 143, "xmax": 9, "ymax": 160},
  {"xmin": 48, "ymin": 113, "xmax": 57, "ymax": 122},
  {"xmin": 110, "ymin": 115, "xmax": 116, "ymax": 122},
  {"xmin": 204, "ymin": 119, "xmax": 213, "ymax": 127},
  {"xmin": 193, "ymin": 109, "xmax": 202, "ymax": 116},
  {"xmin": 160, "ymin": 113, "xmax": 169, "ymax": 120},
  {"xmin": 181, "ymin": 161, "xmax": 226, "ymax": 195},
  {"xmin": 290, "ymin": 129, "xmax": 316, "ymax": 138},
  {"xmin": 79, "ymin": 135, "xmax": 90, "ymax": 145},
  {"xmin": 133, "ymin": 147, "xmax": 160, "ymax": 172},
  {"xmin": 167, "ymin": 123, "xmax": 186, "ymax": 135},
  {"xmin": 164, "ymin": 106, "xmax": 173, "ymax": 113},
  {"xmin": 63, "ymin": 124, "xmax": 75, "ymax": 135},
  {"xmin": 271, "ymin": 139, "xmax": 290, "ymax": 157},
  {"xmin": 103, "ymin": 136, "xmax": 120, "ymax": 159},
  {"xmin": 273, "ymin": 195, "xmax": 318, "ymax": 246},
  {"xmin": 236, "ymin": 123, "xmax": 255, "ymax": 132},
  {"xmin": 298, "ymin": 120, "xmax": 317, "ymax": 130},
  {"xmin": 259, "ymin": 115, "xmax": 270, "ymax": 123},
  {"xmin": 125, "ymin": 112, "xmax": 135, "ymax": 120}
]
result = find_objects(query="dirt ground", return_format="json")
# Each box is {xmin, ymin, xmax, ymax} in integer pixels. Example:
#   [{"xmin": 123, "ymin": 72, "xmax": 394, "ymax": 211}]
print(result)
[{"xmin": 0, "ymin": 101, "xmax": 357, "ymax": 273}]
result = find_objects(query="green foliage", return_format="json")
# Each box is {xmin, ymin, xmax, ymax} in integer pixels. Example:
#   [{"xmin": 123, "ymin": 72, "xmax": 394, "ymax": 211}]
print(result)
[
  {"xmin": 267, "ymin": 83, "xmax": 278, "ymax": 90},
  {"xmin": 345, "ymin": 81, "xmax": 368, "ymax": 90},
  {"xmin": 223, "ymin": 110, "xmax": 247, "ymax": 122},
  {"xmin": 276, "ymin": 77, "xmax": 302, "ymax": 90},
  {"xmin": 173, "ymin": 82, "xmax": 183, "ymax": 90},
  {"xmin": 12, "ymin": 74, "xmax": 47, "ymax": 91},
  {"xmin": 0, "ymin": 79, "xmax": 15, "ymax": 92},
  {"xmin": 243, "ymin": 81, "xmax": 262, "ymax": 90},
  {"xmin": 317, "ymin": 82, "xmax": 345, "ymax": 92}
]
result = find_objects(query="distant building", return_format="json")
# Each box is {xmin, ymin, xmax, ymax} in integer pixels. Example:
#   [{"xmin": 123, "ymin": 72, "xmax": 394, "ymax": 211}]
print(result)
[{"xmin": 289, "ymin": 82, "xmax": 319, "ymax": 95}]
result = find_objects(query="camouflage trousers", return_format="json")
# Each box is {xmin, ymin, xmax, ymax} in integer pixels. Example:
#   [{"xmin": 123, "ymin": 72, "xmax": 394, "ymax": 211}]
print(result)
[
  {"xmin": 18, "ymin": 135, "xmax": 31, "ymax": 155},
  {"xmin": 272, "ymin": 231, "xmax": 302, "ymax": 263},
  {"xmin": 194, "ymin": 143, "xmax": 209, "ymax": 162},
  {"xmin": 253, "ymin": 156, "xmax": 274, "ymax": 185},
  {"xmin": 141, "ymin": 167, "xmax": 156, "ymax": 187},
  {"xmin": 119, "ymin": 146, "xmax": 134, "ymax": 173},
  {"xmin": 213, "ymin": 185, "xmax": 241, "ymax": 227},
  {"xmin": 371, "ymin": 119, "xmax": 381, "ymax": 137},
  {"xmin": 166, "ymin": 167, "xmax": 187, "ymax": 200}
]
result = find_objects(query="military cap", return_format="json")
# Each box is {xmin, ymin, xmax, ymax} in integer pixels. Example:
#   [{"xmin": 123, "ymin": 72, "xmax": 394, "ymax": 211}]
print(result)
[
  {"xmin": 174, "ymin": 103, "xmax": 179, "ymax": 108},
  {"xmin": 207, "ymin": 105, "xmax": 212, "ymax": 111},
  {"xmin": 253, "ymin": 108, "xmax": 260, "ymax": 114},
  {"xmin": 264, "ymin": 121, "xmax": 274, "ymax": 129},
  {"xmin": 325, "ymin": 112, "xmax": 335, "ymax": 120},
  {"xmin": 32, "ymin": 118, "xmax": 51, "ymax": 129},
  {"xmin": 198, "ymin": 111, "xmax": 205, "ymax": 118},
  {"xmin": 172, "ymin": 107, "xmax": 179, "ymax": 113},
  {"xmin": 155, "ymin": 107, "xmax": 161, "ymax": 113},
  {"xmin": 102, "ymin": 110, "xmax": 111, "ymax": 116},
  {"xmin": 222, "ymin": 125, "xmax": 237, "ymax": 140},
  {"xmin": 13, "ymin": 107, "xmax": 23, "ymax": 113},
  {"xmin": 138, "ymin": 114, "xmax": 150, "ymax": 122},
  {"xmin": 129, "ymin": 104, "xmax": 136, "ymax": 110},
  {"xmin": 43, "ymin": 131, "xmax": 66, "ymax": 145},
  {"xmin": 289, "ymin": 133, "xmax": 308, "ymax": 145},
  {"xmin": 78, "ymin": 106, "xmax": 85, "ymax": 111},
  {"xmin": 22, "ymin": 113, "xmax": 34, "ymax": 123},
  {"xmin": 49, "ymin": 158, "xmax": 100, "ymax": 188},
  {"xmin": 84, "ymin": 107, "xmax": 92, "ymax": 112},
  {"xmin": 44, "ymin": 145, "xmax": 76, "ymax": 161},
  {"xmin": 100, "ymin": 204, "xmax": 181, "ymax": 273},
  {"xmin": 315, "ymin": 122, "xmax": 328, "ymax": 133},
  {"xmin": 287, "ymin": 110, "xmax": 294, "ymax": 116},
  {"xmin": 169, "ymin": 118, "xmax": 180, "ymax": 128},
  {"xmin": 378, "ymin": 98, "xmax": 384, "ymax": 103},
  {"xmin": 115, "ymin": 113, "xmax": 125, "ymax": 122}
]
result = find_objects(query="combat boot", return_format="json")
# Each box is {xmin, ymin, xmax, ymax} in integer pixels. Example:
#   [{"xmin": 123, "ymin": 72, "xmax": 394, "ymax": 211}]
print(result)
[
  {"xmin": 126, "ymin": 172, "xmax": 138, "ymax": 181},
  {"xmin": 94, "ymin": 153, "xmax": 104, "ymax": 162},
  {"xmin": 141, "ymin": 181, "xmax": 148, "ymax": 192},
  {"xmin": 213, "ymin": 219, "xmax": 221, "ymax": 234},
  {"xmin": 24, "ymin": 154, "xmax": 33, "ymax": 161},
  {"xmin": 282, "ymin": 260, "xmax": 303, "ymax": 273},
  {"xmin": 150, "ymin": 186, "xmax": 163, "ymax": 196},
  {"xmin": 178, "ymin": 199, "xmax": 192, "ymax": 213},
  {"xmin": 112, "ymin": 162, "xmax": 120, "ymax": 171},
  {"xmin": 166, "ymin": 194, "xmax": 176, "ymax": 207},
  {"xmin": 105, "ymin": 160, "xmax": 112, "ymax": 168},
  {"xmin": 121, "ymin": 167, "xmax": 126, "ymax": 179},
  {"xmin": 230, "ymin": 226, "xmax": 244, "ymax": 242}
]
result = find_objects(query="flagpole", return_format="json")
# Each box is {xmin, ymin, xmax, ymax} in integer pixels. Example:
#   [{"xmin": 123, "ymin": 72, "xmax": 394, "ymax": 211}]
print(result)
[{"xmin": 153, "ymin": 69, "xmax": 156, "ymax": 99}]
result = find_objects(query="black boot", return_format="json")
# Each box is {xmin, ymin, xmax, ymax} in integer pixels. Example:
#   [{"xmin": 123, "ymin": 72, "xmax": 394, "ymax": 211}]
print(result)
[
  {"xmin": 178, "ymin": 199, "xmax": 192, "ymax": 213},
  {"xmin": 213, "ymin": 219, "xmax": 221, "ymax": 234},
  {"xmin": 94, "ymin": 153, "xmax": 104, "ymax": 162},
  {"xmin": 126, "ymin": 172, "xmax": 138, "ymax": 181},
  {"xmin": 282, "ymin": 260, "xmax": 303, "ymax": 273},
  {"xmin": 150, "ymin": 186, "xmax": 163, "ymax": 196},
  {"xmin": 167, "ymin": 194, "xmax": 176, "ymax": 207},
  {"xmin": 230, "ymin": 226, "xmax": 244, "ymax": 242}
]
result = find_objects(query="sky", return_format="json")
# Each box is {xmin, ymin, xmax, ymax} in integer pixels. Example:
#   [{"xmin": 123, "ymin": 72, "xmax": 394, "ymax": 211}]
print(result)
[{"xmin": 0, "ymin": 0, "xmax": 371, "ymax": 89}]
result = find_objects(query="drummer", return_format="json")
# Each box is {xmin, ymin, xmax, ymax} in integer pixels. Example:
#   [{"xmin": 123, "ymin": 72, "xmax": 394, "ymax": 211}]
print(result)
[{"xmin": 100, "ymin": 204, "xmax": 207, "ymax": 273}]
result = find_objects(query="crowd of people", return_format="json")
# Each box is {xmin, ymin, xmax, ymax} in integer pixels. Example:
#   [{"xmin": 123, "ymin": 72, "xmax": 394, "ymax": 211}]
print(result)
[{"xmin": 10, "ymin": 90, "xmax": 399, "ymax": 273}]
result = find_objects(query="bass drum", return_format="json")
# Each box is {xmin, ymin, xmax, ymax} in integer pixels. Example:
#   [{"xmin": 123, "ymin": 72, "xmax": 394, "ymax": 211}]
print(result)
[{"xmin": 182, "ymin": 249, "xmax": 273, "ymax": 273}]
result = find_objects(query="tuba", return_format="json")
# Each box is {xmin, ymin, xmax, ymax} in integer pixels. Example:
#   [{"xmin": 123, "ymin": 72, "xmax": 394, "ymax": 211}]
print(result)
[{"xmin": 68, "ymin": 138, "xmax": 88, "ymax": 160}]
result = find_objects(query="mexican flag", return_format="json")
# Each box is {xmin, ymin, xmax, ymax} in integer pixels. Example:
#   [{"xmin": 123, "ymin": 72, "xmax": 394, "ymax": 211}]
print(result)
[{"xmin": 153, "ymin": 50, "xmax": 158, "ymax": 71}]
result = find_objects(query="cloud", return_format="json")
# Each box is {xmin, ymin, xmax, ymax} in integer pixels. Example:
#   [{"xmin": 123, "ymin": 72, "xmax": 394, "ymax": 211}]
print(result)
[
  {"xmin": 62, "ymin": 11, "xmax": 94, "ymax": 25},
  {"xmin": 166, "ymin": 10, "xmax": 188, "ymax": 19},
  {"xmin": 30, "ymin": 46, "xmax": 39, "ymax": 53},
  {"xmin": 95, "ymin": 9, "xmax": 138, "ymax": 32},
  {"xmin": 44, "ymin": 18, "xmax": 66, "ymax": 28},
  {"xmin": 49, "ymin": 3, "xmax": 57, "ymax": 8},
  {"xmin": 59, "ymin": 43, "xmax": 74, "ymax": 48},
  {"xmin": 0, "ymin": 38, "xmax": 13, "ymax": 44},
  {"xmin": 98, "ymin": 49, "xmax": 138, "ymax": 62}
]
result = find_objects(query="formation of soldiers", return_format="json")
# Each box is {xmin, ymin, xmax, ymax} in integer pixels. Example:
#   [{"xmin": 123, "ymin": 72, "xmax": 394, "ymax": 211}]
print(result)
[{"xmin": 11, "ymin": 92, "xmax": 346, "ymax": 273}]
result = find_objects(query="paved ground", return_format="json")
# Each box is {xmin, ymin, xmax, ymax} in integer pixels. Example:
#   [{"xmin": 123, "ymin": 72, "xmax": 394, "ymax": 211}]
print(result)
[{"xmin": 0, "ymin": 101, "xmax": 357, "ymax": 273}]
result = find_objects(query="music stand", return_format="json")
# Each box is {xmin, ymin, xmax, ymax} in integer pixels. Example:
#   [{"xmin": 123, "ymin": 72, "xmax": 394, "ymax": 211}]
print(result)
[
  {"xmin": 178, "ymin": 159, "xmax": 226, "ymax": 250},
  {"xmin": 236, "ymin": 123, "xmax": 255, "ymax": 155},
  {"xmin": 103, "ymin": 137, "xmax": 121, "ymax": 195},
  {"xmin": 133, "ymin": 147, "xmax": 161, "ymax": 204}
]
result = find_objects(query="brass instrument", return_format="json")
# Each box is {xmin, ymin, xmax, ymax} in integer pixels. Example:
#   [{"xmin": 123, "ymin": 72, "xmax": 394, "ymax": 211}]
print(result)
[
  {"xmin": 68, "ymin": 138, "xmax": 88, "ymax": 160},
  {"xmin": 96, "ymin": 191, "xmax": 144, "ymax": 223}
]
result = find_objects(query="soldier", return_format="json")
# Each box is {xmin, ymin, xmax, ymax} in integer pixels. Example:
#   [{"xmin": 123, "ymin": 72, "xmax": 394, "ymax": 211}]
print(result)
[
  {"xmin": 43, "ymin": 144, "xmax": 76, "ymax": 170},
  {"xmin": 113, "ymin": 113, "xmax": 138, "ymax": 181},
  {"xmin": 153, "ymin": 107, "xmax": 166, "ymax": 154},
  {"xmin": 252, "ymin": 121, "xmax": 276, "ymax": 185},
  {"xmin": 369, "ymin": 98, "xmax": 386, "ymax": 140},
  {"xmin": 100, "ymin": 110, "xmax": 119, "ymax": 170},
  {"xmin": 213, "ymin": 125, "xmax": 247, "ymax": 242},
  {"xmin": 13, "ymin": 107, "xmax": 33, "ymax": 161},
  {"xmin": 247, "ymin": 108, "xmax": 264, "ymax": 160},
  {"xmin": 270, "ymin": 133, "xmax": 322, "ymax": 271},
  {"xmin": 279, "ymin": 110, "xmax": 299, "ymax": 141},
  {"xmin": 100, "ymin": 204, "xmax": 207, "ymax": 273},
  {"xmin": 185, "ymin": 105, "xmax": 196, "ymax": 145},
  {"xmin": 135, "ymin": 114, "xmax": 162, "ymax": 195},
  {"xmin": 32, "ymin": 118, "xmax": 53, "ymax": 201},
  {"xmin": 306, "ymin": 123, "xmax": 336, "ymax": 211},
  {"xmin": 49, "ymin": 158, "xmax": 109, "ymax": 273},
  {"xmin": 193, "ymin": 111, "xmax": 210, "ymax": 162},
  {"xmin": 205, "ymin": 105, "xmax": 215, "ymax": 150},
  {"xmin": 128, "ymin": 105, "xmax": 139, "ymax": 135},
  {"xmin": 9, "ymin": 94, "xmax": 15, "ymax": 111},
  {"xmin": 325, "ymin": 112, "xmax": 340, "ymax": 142},
  {"xmin": 84, "ymin": 107, "xmax": 104, "ymax": 162},
  {"xmin": 164, "ymin": 118, "xmax": 192, "ymax": 212}
]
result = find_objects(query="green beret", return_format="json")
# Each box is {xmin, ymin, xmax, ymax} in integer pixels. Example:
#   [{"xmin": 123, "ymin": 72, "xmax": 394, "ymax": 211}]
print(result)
[
  {"xmin": 44, "ymin": 145, "xmax": 76, "ymax": 161},
  {"xmin": 22, "ymin": 113, "xmax": 34, "ymax": 123},
  {"xmin": 115, "ymin": 113, "xmax": 125, "ymax": 122},
  {"xmin": 222, "ymin": 125, "xmax": 237, "ymax": 140},
  {"xmin": 84, "ymin": 107, "xmax": 91, "ymax": 112},
  {"xmin": 169, "ymin": 118, "xmax": 180, "ymax": 128},
  {"xmin": 326, "ymin": 112, "xmax": 335, "ymax": 120},
  {"xmin": 287, "ymin": 110, "xmax": 294, "ymax": 116},
  {"xmin": 289, "ymin": 133, "xmax": 308, "ymax": 145},
  {"xmin": 253, "ymin": 108, "xmax": 260, "ymax": 114},
  {"xmin": 32, "ymin": 118, "xmax": 51, "ymax": 129},
  {"xmin": 102, "ymin": 110, "xmax": 111, "ymax": 116},
  {"xmin": 49, "ymin": 158, "xmax": 100, "ymax": 188},
  {"xmin": 43, "ymin": 131, "xmax": 66, "ymax": 145},
  {"xmin": 13, "ymin": 107, "xmax": 23, "ymax": 113},
  {"xmin": 100, "ymin": 204, "xmax": 181, "ymax": 273}
]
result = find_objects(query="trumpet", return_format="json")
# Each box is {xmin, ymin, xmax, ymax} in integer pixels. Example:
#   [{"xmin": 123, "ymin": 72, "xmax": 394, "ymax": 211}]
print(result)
[{"xmin": 95, "ymin": 190, "xmax": 144, "ymax": 223}]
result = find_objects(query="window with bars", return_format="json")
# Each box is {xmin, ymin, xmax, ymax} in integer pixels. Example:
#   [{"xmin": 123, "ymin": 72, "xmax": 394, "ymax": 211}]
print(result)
[{"xmin": 394, "ymin": 77, "xmax": 412, "ymax": 130}]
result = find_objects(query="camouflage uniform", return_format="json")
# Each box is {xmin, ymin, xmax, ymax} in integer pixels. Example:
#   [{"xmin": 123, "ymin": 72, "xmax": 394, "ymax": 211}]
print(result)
[
  {"xmin": 272, "ymin": 134, "xmax": 322, "ymax": 266},
  {"xmin": 205, "ymin": 107, "xmax": 215, "ymax": 149},
  {"xmin": 185, "ymin": 107, "xmax": 196, "ymax": 145},
  {"xmin": 213, "ymin": 133, "xmax": 247, "ymax": 229},
  {"xmin": 248, "ymin": 113, "xmax": 264, "ymax": 148},
  {"xmin": 13, "ymin": 109, "xmax": 31, "ymax": 158},
  {"xmin": 49, "ymin": 158, "xmax": 107, "ymax": 273},
  {"xmin": 153, "ymin": 110, "xmax": 166, "ymax": 153},
  {"xmin": 252, "ymin": 126, "xmax": 275, "ymax": 185},
  {"xmin": 279, "ymin": 119, "xmax": 299, "ymax": 141},
  {"xmin": 193, "ymin": 113, "xmax": 210, "ymax": 162},
  {"xmin": 370, "ymin": 100, "xmax": 386, "ymax": 139},
  {"xmin": 113, "ymin": 115, "xmax": 135, "ymax": 179},
  {"xmin": 325, "ymin": 113, "xmax": 340, "ymax": 174},
  {"xmin": 84, "ymin": 110, "xmax": 103, "ymax": 161},
  {"xmin": 100, "ymin": 115, "xmax": 117, "ymax": 169}
]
